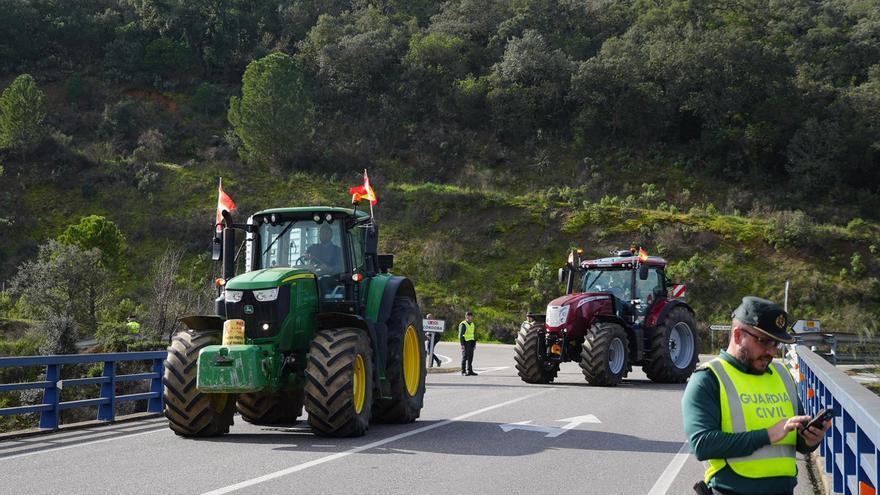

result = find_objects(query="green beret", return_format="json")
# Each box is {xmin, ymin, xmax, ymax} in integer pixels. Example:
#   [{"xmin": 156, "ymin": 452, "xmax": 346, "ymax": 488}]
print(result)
[{"xmin": 732, "ymin": 296, "xmax": 794, "ymax": 344}]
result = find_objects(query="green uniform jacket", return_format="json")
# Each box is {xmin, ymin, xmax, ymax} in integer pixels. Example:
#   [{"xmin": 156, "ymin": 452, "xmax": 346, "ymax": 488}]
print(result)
[{"xmin": 681, "ymin": 351, "xmax": 819, "ymax": 494}]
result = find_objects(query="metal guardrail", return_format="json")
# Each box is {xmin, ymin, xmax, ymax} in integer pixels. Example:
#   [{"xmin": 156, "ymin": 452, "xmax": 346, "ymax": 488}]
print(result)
[
  {"xmin": 795, "ymin": 333, "xmax": 880, "ymax": 365},
  {"xmin": 0, "ymin": 352, "xmax": 165, "ymax": 430},
  {"xmin": 795, "ymin": 345, "xmax": 880, "ymax": 495}
]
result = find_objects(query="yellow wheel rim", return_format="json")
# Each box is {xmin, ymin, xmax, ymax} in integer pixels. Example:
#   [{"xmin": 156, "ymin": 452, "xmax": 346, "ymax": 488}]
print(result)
[
  {"xmin": 403, "ymin": 324, "xmax": 421, "ymax": 396},
  {"xmin": 353, "ymin": 353, "xmax": 366, "ymax": 414}
]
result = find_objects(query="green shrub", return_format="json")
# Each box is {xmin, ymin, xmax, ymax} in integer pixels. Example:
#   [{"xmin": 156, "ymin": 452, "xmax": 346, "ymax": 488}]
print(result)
[{"xmin": 764, "ymin": 210, "xmax": 813, "ymax": 248}]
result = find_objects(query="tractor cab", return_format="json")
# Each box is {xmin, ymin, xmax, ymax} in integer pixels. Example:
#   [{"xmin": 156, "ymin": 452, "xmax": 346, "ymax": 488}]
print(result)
[
  {"xmin": 242, "ymin": 207, "xmax": 380, "ymax": 314},
  {"xmin": 575, "ymin": 252, "xmax": 670, "ymax": 326}
]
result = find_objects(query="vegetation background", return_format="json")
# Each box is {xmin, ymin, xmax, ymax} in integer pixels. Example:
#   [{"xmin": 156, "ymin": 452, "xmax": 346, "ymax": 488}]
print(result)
[{"xmin": 0, "ymin": 0, "xmax": 879, "ymax": 426}]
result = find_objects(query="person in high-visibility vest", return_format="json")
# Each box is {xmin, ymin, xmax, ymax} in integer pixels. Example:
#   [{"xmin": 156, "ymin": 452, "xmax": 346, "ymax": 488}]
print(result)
[
  {"xmin": 682, "ymin": 296, "xmax": 832, "ymax": 495},
  {"xmin": 459, "ymin": 311, "xmax": 477, "ymax": 376},
  {"xmin": 125, "ymin": 315, "xmax": 141, "ymax": 335}
]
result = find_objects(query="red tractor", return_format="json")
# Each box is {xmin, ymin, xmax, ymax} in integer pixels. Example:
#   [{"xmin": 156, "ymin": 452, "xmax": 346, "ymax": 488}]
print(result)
[{"xmin": 515, "ymin": 248, "xmax": 699, "ymax": 386}]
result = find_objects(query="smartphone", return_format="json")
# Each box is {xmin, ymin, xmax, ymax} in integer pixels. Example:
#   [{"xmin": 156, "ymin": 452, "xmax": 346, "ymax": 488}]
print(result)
[{"xmin": 805, "ymin": 408, "xmax": 835, "ymax": 431}]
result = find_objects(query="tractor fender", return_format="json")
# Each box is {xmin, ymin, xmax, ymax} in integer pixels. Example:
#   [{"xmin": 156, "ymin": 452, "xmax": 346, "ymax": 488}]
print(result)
[
  {"xmin": 178, "ymin": 315, "xmax": 224, "ymax": 333},
  {"xmin": 371, "ymin": 276, "xmax": 418, "ymax": 382},
  {"xmin": 316, "ymin": 312, "xmax": 382, "ymax": 393},
  {"xmin": 594, "ymin": 314, "xmax": 642, "ymax": 362},
  {"xmin": 646, "ymin": 299, "xmax": 695, "ymax": 329}
]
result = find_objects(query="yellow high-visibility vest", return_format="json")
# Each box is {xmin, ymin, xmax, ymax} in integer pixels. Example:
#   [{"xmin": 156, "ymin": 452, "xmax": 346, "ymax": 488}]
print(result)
[
  {"xmin": 704, "ymin": 359, "xmax": 798, "ymax": 482},
  {"xmin": 460, "ymin": 321, "xmax": 475, "ymax": 341}
]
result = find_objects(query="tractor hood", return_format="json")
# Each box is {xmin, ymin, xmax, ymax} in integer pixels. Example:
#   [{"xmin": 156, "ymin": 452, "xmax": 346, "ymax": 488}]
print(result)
[
  {"xmin": 547, "ymin": 292, "xmax": 611, "ymax": 308},
  {"xmin": 225, "ymin": 267, "xmax": 315, "ymax": 290}
]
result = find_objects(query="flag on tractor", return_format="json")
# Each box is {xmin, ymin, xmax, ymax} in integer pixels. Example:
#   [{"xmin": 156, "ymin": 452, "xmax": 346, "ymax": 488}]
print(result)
[
  {"xmin": 638, "ymin": 247, "xmax": 649, "ymax": 263},
  {"xmin": 216, "ymin": 178, "xmax": 237, "ymax": 234},
  {"xmin": 349, "ymin": 169, "xmax": 378, "ymax": 205}
]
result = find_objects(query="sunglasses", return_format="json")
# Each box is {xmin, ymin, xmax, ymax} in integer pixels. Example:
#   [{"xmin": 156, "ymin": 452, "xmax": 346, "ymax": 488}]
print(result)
[{"xmin": 740, "ymin": 326, "xmax": 781, "ymax": 349}]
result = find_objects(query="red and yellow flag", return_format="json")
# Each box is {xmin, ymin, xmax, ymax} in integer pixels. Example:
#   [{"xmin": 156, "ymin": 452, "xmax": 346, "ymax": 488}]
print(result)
[
  {"xmin": 638, "ymin": 247, "xmax": 649, "ymax": 262},
  {"xmin": 349, "ymin": 169, "xmax": 378, "ymax": 205},
  {"xmin": 216, "ymin": 178, "xmax": 237, "ymax": 233}
]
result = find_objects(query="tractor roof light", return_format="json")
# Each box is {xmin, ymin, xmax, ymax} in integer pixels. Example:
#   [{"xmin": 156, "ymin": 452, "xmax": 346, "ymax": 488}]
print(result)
[
  {"xmin": 325, "ymin": 213, "xmax": 333, "ymax": 222},
  {"xmin": 313, "ymin": 214, "xmax": 321, "ymax": 222},
  {"xmin": 215, "ymin": 278, "xmax": 226, "ymax": 287}
]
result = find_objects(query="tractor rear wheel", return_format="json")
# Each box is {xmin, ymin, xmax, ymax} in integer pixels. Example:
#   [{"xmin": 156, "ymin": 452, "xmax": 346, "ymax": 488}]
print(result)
[
  {"xmin": 373, "ymin": 297, "xmax": 426, "ymax": 423},
  {"xmin": 514, "ymin": 321, "xmax": 558, "ymax": 384},
  {"xmin": 163, "ymin": 331, "xmax": 235, "ymax": 437},
  {"xmin": 644, "ymin": 306, "xmax": 699, "ymax": 383},
  {"xmin": 304, "ymin": 328, "xmax": 373, "ymax": 437},
  {"xmin": 580, "ymin": 322, "xmax": 629, "ymax": 387},
  {"xmin": 236, "ymin": 388, "xmax": 304, "ymax": 425}
]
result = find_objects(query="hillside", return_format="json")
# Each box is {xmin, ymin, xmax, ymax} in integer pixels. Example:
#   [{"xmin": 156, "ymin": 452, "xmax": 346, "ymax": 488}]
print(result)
[{"xmin": 1, "ymin": 0, "xmax": 879, "ymax": 350}]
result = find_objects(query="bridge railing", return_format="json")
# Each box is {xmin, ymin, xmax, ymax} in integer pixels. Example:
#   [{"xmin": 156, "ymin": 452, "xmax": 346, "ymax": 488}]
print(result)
[
  {"xmin": 795, "ymin": 345, "xmax": 880, "ymax": 495},
  {"xmin": 0, "ymin": 352, "xmax": 166, "ymax": 430}
]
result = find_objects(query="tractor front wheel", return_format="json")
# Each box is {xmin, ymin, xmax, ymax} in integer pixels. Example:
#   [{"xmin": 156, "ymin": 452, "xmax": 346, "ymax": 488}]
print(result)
[
  {"xmin": 163, "ymin": 331, "xmax": 235, "ymax": 437},
  {"xmin": 644, "ymin": 307, "xmax": 700, "ymax": 383},
  {"xmin": 580, "ymin": 322, "xmax": 629, "ymax": 387},
  {"xmin": 373, "ymin": 297, "xmax": 426, "ymax": 423},
  {"xmin": 514, "ymin": 321, "xmax": 558, "ymax": 384},
  {"xmin": 304, "ymin": 328, "xmax": 373, "ymax": 437},
  {"xmin": 237, "ymin": 388, "xmax": 304, "ymax": 425}
]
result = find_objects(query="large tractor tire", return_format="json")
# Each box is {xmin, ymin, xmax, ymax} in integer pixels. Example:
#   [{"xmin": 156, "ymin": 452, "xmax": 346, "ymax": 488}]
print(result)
[
  {"xmin": 304, "ymin": 328, "xmax": 373, "ymax": 437},
  {"xmin": 580, "ymin": 322, "xmax": 629, "ymax": 387},
  {"xmin": 373, "ymin": 297, "xmax": 427, "ymax": 423},
  {"xmin": 514, "ymin": 321, "xmax": 558, "ymax": 384},
  {"xmin": 236, "ymin": 388, "xmax": 304, "ymax": 425},
  {"xmin": 163, "ymin": 331, "xmax": 235, "ymax": 437},
  {"xmin": 644, "ymin": 306, "xmax": 700, "ymax": 383}
]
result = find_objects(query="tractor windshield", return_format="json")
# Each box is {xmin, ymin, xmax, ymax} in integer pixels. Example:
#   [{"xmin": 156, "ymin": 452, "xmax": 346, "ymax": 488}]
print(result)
[
  {"xmin": 259, "ymin": 220, "xmax": 345, "ymax": 275},
  {"xmin": 581, "ymin": 268, "xmax": 632, "ymax": 301}
]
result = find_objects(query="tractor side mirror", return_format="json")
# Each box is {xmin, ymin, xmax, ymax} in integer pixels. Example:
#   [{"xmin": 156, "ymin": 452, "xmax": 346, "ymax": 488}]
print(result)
[
  {"xmin": 212, "ymin": 235, "xmax": 222, "ymax": 261},
  {"xmin": 638, "ymin": 263, "xmax": 649, "ymax": 280},
  {"xmin": 378, "ymin": 254, "xmax": 394, "ymax": 273},
  {"xmin": 558, "ymin": 267, "xmax": 568, "ymax": 283}
]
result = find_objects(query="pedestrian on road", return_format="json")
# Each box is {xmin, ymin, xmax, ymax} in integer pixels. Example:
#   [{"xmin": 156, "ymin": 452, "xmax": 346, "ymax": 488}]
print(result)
[
  {"xmin": 125, "ymin": 315, "xmax": 141, "ymax": 335},
  {"xmin": 425, "ymin": 313, "xmax": 442, "ymax": 367},
  {"xmin": 682, "ymin": 296, "xmax": 832, "ymax": 495},
  {"xmin": 459, "ymin": 311, "xmax": 477, "ymax": 376}
]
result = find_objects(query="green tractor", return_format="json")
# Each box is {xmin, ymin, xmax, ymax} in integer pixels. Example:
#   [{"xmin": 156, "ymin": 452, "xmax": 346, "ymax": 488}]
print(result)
[{"xmin": 163, "ymin": 206, "xmax": 426, "ymax": 438}]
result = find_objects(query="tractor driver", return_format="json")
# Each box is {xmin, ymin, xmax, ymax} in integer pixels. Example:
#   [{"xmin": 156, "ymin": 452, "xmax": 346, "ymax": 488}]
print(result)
[{"xmin": 305, "ymin": 225, "xmax": 343, "ymax": 273}]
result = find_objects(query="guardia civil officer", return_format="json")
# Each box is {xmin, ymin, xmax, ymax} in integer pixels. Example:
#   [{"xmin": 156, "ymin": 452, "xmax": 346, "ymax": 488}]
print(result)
[
  {"xmin": 459, "ymin": 311, "xmax": 477, "ymax": 376},
  {"xmin": 682, "ymin": 296, "xmax": 832, "ymax": 495}
]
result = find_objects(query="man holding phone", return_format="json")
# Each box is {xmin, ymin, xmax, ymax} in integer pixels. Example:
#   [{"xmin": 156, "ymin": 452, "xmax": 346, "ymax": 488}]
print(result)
[{"xmin": 682, "ymin": 296, "xmax": 833, "ymax": 494}]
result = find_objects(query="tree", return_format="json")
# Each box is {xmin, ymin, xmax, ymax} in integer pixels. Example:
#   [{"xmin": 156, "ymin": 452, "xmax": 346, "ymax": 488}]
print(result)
[
  {"xmin": 0, "ymin": 74, "xmax": 47, "ymax": 151},
  {"xmin": 227, "ymin": 52, "xmax": 315, "ymax": 166},
  {"xmin": 9, "ymin": 240, "xmax": 111, "ymax": 337},
  {"xmin": 58, "ymin": 215, "xmax": 127, "ymax": 273}
]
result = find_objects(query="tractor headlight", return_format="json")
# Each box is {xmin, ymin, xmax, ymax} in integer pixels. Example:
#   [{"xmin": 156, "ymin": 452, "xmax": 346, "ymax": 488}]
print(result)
[
  {"xmin": 224, "ymin": 290, "xmax": 243, "ymax": 303},
  {"xmin": 546, "ymin": 305, "xmax": 570, "ymax": 327},
  {"xmin": 253, "ymin": 287, "xmax": 279, "ymax": 302}
]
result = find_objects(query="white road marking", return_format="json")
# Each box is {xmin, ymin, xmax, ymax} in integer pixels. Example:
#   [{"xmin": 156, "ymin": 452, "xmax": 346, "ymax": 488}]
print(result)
[
  {"xmin": 0, "ymin": 427, "xmax": 165, "ymax": 461},
  {"xmin": 645, "ymin": 441, "xmax": 691, "ymax": 495},
  {"xmin": 475, "ymin": 366, "xmax": 509, "ymax": 374},
  {"xmin": 499, "ymin": 415, "xmax": 601, "ymax": 438},
  {"xmin": 201, "ymin": 388, "xmax": 557, "ymax": 495},
  {"xmin": 434, "ymin": 353, "xmax": 453, "ymax": 364}
]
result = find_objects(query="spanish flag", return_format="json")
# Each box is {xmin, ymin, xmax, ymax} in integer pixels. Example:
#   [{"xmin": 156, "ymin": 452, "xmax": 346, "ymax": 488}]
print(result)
[
  {"xmin": 349, "ymin": 169, "xmax": 378, "ymax": 205},
  {"xmin": 216, "ymin": 178, "xmax": 237, "ymax": 233},
  {"xmin": 638, "ymin": 247, "xmax": 649, "ymax": 262}
]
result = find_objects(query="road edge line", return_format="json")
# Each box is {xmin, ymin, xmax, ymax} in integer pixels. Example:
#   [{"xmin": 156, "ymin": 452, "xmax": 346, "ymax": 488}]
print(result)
[{"xmin": 645, "ymin": 441, "xmax": 691, "ymax": 495}]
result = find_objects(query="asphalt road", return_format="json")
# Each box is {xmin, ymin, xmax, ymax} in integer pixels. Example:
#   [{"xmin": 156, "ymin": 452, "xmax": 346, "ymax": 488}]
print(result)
[{"xmin": 0, "ymin": 343, "xmax": 818, "ymax": 495}]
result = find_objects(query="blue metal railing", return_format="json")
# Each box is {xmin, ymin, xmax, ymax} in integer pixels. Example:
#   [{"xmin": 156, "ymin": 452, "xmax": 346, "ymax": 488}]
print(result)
[
  {"xmin": 0, "ymin": 352, "xmax": 165, "ymax": 430},
  {"xmin": 796, "ymin": 345, "xmax": 880, "ymax": 495}
]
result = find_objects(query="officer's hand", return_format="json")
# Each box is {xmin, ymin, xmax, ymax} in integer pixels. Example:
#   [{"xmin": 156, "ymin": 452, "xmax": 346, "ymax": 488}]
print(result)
[
  {"xmin": 767, "ymin": 415, "xmax": 810, "ymax": 443},
  {"xmin": 800, "ymin": 418, "xmax": 832, "ymax": 448}
]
